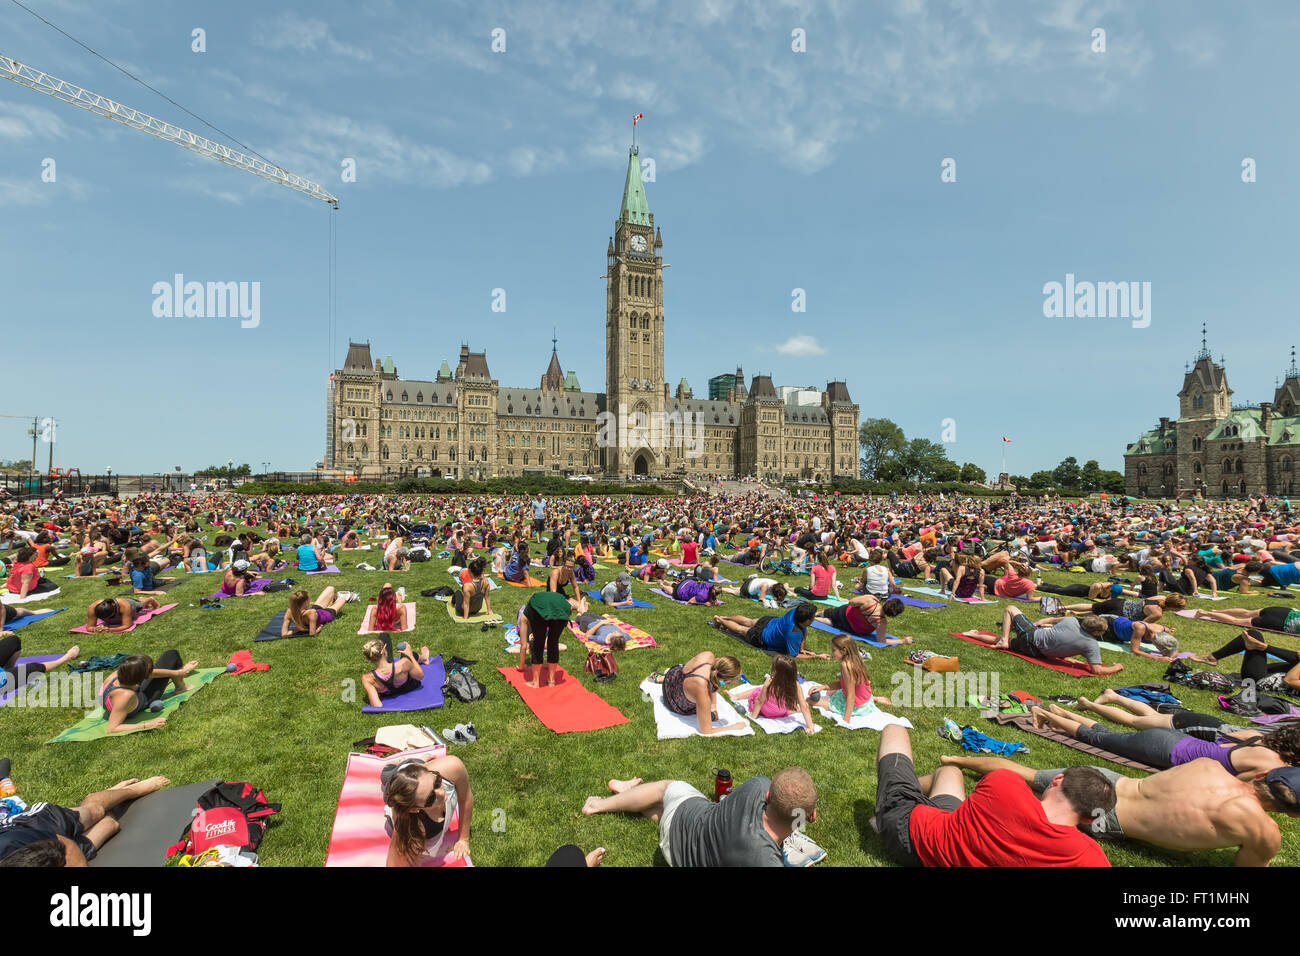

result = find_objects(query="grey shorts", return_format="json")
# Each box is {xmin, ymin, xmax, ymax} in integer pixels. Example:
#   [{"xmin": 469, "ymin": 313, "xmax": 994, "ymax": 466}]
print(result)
[
  {"xmin": 1032, "ymin": 766, "xmax": 1125, "ymax": 838},
  {"xmin": 657, "ymin": 781, "xmax": 707, "ymax": 866}
]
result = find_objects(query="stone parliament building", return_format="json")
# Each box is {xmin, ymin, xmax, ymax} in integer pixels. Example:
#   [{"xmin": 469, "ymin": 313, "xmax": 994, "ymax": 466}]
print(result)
[
  {"xmin": 325, "ymin": 143, "xmax": 860, "ymax": 482},
  {"xmin": 1124, "ymin": 333, "xmax": 1300, "ymax": 498}
]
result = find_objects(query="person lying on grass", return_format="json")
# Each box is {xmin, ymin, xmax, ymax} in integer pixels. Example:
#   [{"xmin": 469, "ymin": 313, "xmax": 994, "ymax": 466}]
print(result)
[
  {"xmin": 0, "ymin": 633, "xmax": 79, "ymax": 692},
  {"xmin": 217, "ymin": 560, "xmax": 261, "ymax": 598},
  {"xmin": 727, "ymin": 653, "xmax": 817, "ymax": 733},
  {"xmin": 1191, "ymin": 604, "xmax": 1300, "ymax": 637},
  {"xmin": 1189, "ymin": 627, "xmax": 1300, "ymax": 699},
  {"xmin": 872, "ymin": 723, "xmax": 1113, "ymax": 867},
  {"xmin": 812, "ymin": 593, "xmax": 912, "ymax": 646},
  {"xmin": 0, "ymin": 774, "xmax": 171, "ymax": 866},
  {"xmin": 572, "ymin": 611, "xmax": 629, "ymax": 651},
  {"xmin": 101, "ymin": 651, "xmax": 199, "ymax": 734},
  {"xmin": 1028, "ymin": 703, "xmax": 1300, "ymax": 778},
  {"xmin": 713, "ymin": 603, "xmax": 827, "ymax": 661},
  {"xmin": 669, "ymin": 577, "xmax": 721, "ymax": 605},
  {"xmin": 86, "ymin": 596, "xmax": 161, "ymax": 635},
  {"xmin": 1055, "ymin": 591, "xmax": 1185, "ymax": 625},
  {"xmin": 580, "ymin": 766, "xmax": 816, "ymax": 867},
  {"xmin": 941, "ymin": 753, "xmax": 1300, "ymax": 867},
  {"xmin": 382, "ymin": 753, "xmax": 472, "ymax": 866},
  {"xmin": 649, "ymin": 650, "xmax": 747, "ymax": 735},
  {"xmin": 283, "ymin": 586, "xmax": 355, "ymax": 637},
  {"xmin": 721, "ymin": 575, "xmax": 785, "ymax": 605},
  {"xmin": 361, "ymin": 637, "xmax": 429, "ymax": 707},
  {"xmin": 806, "ymin": 633, "xmax": 891, "ymax": 720},
  {"xmin": 959, "ymin": 607, "xmax": 1123, "ymax": 677},
  {"xmin": 600, "ymin": 572, "xmax": 635, "ymax": 608}
]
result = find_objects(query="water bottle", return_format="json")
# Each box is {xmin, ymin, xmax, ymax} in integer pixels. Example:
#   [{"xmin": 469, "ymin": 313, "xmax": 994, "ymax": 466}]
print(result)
[{"xmin": 713, "ymin": 768, "xmax": 733, "ymax": 801}]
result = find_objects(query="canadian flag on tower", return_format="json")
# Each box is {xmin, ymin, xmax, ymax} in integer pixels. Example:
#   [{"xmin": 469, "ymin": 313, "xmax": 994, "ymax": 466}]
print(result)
[
  {"xmin": 633, "ymin": 113, "xmax": 643, "ymax": 125},
  {"xmin": 1002, "ymin": 436, "xmax": 1012, "ymax": 443}
]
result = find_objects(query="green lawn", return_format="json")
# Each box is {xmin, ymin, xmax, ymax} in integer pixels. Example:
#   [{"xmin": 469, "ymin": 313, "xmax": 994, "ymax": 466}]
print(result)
[{"xmin": 7, "ymin": 537, "xmax": 1298, "ymax": 867}]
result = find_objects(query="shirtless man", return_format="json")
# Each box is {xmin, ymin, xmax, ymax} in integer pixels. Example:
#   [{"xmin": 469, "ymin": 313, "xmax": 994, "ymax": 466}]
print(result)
[{"xmin": 940, "ymin": 755, "xmax": 1300, "ymax": 867}]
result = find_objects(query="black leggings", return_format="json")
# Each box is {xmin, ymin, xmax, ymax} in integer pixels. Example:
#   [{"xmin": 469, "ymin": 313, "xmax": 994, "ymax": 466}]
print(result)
[
  {"xmin": 0, "ymin": 634, "xmax": 50, "ymax": 681},
  {"xmin": 793, "ymin": 586, "xmax": 828, "ymax": 600},
  {"xmin": 1037, "ymin": 582, "xmax": 1092, "ymax": 597},
  {"xmin": 523, "ymin": 607, "xmax": 563, "ymax": 665},
  {"xmin": 138, "ymin": 649, "xmax": 184, "ymax": 708},
  {"xmin": 1209, "ymin": 636, "xmax": 1300, "ymax": 682}
]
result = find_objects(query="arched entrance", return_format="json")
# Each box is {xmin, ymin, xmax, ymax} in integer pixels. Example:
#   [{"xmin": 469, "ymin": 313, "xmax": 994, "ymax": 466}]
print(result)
[{"xmin": 633, "ymin": 452, "xmax": 651, "ymax": 476}]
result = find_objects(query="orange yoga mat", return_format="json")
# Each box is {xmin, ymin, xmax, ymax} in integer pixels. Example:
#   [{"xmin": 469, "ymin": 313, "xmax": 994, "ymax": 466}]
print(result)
[
  {"xmin": 496, "ymin": 666, "xmax": 630, "ymax": 733},
  {"xmin": 949, "ymin": 631, "xmax": 1094, "ymax": 677},
  {"xmin": 505, "ymin": 575, "xmax": 545, "ymax": 588}
]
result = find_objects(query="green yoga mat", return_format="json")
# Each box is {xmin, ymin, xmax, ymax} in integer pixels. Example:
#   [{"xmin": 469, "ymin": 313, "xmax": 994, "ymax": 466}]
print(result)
[
  {"xmin": 442, "ymin": 598, "xmax": 502, "ymax": 625},
  {"xmin": 47, "ymin": 668, "xmax": 224, "ymax": 743}
]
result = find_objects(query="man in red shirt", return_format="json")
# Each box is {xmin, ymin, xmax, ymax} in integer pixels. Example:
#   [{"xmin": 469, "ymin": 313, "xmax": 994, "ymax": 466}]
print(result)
[{"xmin": 873, "ymin": 725, "xmax": 1113, "ymax": 867}]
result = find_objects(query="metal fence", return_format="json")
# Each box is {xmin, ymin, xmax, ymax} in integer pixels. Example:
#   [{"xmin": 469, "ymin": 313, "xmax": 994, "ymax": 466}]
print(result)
[{"xmin": 0, "ymin": 473, "xmax": 119, "ymax": 499}]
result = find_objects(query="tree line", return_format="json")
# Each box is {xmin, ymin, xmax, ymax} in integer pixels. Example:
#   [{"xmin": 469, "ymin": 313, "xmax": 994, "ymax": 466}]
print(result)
[{"xmin": 859, "ymin": 419, "xmax": 1123, "ymax": 492}]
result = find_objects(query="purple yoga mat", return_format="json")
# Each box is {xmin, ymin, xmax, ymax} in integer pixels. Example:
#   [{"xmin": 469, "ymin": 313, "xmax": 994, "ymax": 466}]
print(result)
[
  {"xmin": 1251, "ymin": 711, "xmax": 1300, "ymax": 724},
  {"xmin": 298, "ymin": 564, "xmax": 341, "ymax": 574},
  {"xmin": 361, "ymin": 655, "xmax": 445, "ymax": 713},
  {"xmin": 206, "ymin": 577, "xmax": 271, "ymax": 600},
  {"xmin": 1, "ymin": 654, "xmax": 62, "ymax": 706}
]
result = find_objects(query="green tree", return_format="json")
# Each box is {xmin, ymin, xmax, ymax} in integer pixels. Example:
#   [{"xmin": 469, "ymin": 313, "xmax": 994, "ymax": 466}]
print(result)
[
  {"xmin": 1009, "ymin": 474, "xmax": 1032, "ymax": 488},
  {"xmin": 932, "ymin": 458, "xmax": 961, "ymax": 482},
  {"xmin": 1029, "ymin": 470, "xmax": 1054, "ymax": 488},
  {"xmin": 1099, "ymin": 470, "xmax": 1126, "ymax": 494},
  {"xmin": 1052, "ymin": 456, "xmax": 1081, "ymax": 488},
  {"xmin": 898, "ymin": 438, "xmax": 952, "ymax": 482},
  {"xmin": 1079, "ymin": 459, "xmax": 1103, "ymax": 491},
  {"xmin": 858, "ymin": 418, "xmax": 905, "ymax": 479},
  {"xmin": 960, "ymin": 462, "xmax": 987, "ymax": 483}
]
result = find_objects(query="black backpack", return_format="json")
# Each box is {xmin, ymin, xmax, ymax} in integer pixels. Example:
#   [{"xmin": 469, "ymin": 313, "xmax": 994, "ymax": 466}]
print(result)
[{"xmin": 443, "ymin": 664, "xmax": 486, "ymax": 703}]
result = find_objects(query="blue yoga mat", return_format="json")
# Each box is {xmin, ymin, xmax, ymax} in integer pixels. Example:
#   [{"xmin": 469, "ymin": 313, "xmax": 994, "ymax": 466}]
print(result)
[
  {"xmin": 584, "ymin": 590, "xmax": 655, "ymax": 609},
  {"xmin": 3, "ymin": 607, "xmax": 66, "ymax": 630},
  {"xmin": 809, "ymin": 618, "xmax": 902, "ymax": 649},
  {"xmin": 362, "ymin": 654, "xmax": 445, "ymax": 713}
]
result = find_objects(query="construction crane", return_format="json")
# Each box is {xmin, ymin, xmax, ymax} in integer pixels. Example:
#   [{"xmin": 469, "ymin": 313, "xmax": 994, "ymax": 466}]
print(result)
[{"xmin": 0, "ymin": 52, "xmax": 338, "ymax": 205}]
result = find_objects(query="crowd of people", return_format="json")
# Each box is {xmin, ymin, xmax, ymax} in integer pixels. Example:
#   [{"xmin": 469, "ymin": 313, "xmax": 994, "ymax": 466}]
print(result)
[{"xmin": 1, "ymin": 483, "xmax": 1299, "ymax": 868}]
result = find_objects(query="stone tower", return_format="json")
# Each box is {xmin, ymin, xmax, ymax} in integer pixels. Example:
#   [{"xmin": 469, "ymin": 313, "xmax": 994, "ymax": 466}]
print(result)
[
  {"xmin": 1175, "ymin": 327, "xmax": 1232, "ymax": 494},
  {"xmin": 604, "ymin": 144, "xmax": 665, "ymax": 477}
]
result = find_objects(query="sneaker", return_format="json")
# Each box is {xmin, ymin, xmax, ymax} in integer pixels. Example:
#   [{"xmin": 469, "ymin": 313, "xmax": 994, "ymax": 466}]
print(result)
[
  {"xmin": 442, "ymin": 727, "xmax": 469, "ymax": 746},
  {"xmin": 783, "ymin": 831, "xmax": 827, "ymax": 867},
  {"xmin": 454, "ymin": 723, "xmax": 476, "ymax": 744},
  {"xmin": 857, "ymin": 648, "xmax": 872, "ymax": 663},
  {"xmin": 341, "ymin": 591, "xmax": 361, "ymax": 603},
  {"xmin": 396, "ymin": 586, "xmax": 406, "ymax": 603},
  {"xmin": 937, "ymin": 718, "xmax": 963, "ymax": 744},
  {"xmin": 462, "ymin": 722, "xmax": 480, "ymax": 742}
]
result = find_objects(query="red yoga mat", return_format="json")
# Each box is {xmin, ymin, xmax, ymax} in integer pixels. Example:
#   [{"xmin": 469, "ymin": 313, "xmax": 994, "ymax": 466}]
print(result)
[
  {"xmin": 949, "ymin": 631, "xmax": 1095, "ymax": 677},
  {"xmin": 496, "ymin": 666, "xmax": 630, "ymax": 733}
]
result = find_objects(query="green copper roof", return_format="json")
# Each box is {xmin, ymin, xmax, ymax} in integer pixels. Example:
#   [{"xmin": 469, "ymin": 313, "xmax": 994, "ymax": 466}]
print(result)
[
  {"xmin": 564, "ymin": 370, "xmax": 580, "ymax": 390},
  {"xmin": 1205, "ymin": 410, "xmax": 1263, "ymax": 442},
  {"xmin": 1127, "ymin": 428, "xmax": 1175, "ymax": 455},
  {"xmin": 620, "ymin": 146, "xmax": 651, "ymax": 226},
  {"xmin": 438, "ymin": 359, "xmax": 452, "ymax": 378},
  {"xmin": 382, "ymin": 355, "xmax": 395, "ymax": 374},
  {"xmin": 1269, "ymin": 415, "xmax": 1300, "ymax": 445}
]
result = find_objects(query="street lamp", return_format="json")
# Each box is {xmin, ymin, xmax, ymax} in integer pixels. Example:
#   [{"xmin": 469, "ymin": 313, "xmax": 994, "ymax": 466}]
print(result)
[{"xmin": 105, "ymin": 466, "xmax": 112, "ymax": 476}]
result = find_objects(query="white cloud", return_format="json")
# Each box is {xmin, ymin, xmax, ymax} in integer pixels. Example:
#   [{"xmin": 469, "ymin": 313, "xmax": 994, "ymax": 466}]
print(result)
[
  {"xmin": 774, "ymin": 335, "xmax": 827, "ymax": 356},
  {"xmin": 255, "ymin": 14, "xmax": 373, "ymax": 62},
  {"xmin": 0, "ymin": 103, "xmax": 70, "ymax": 141}
]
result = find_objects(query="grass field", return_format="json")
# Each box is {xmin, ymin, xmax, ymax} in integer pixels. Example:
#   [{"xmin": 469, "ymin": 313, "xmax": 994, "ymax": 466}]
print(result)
[{"xmin": 6, "ymin": 535, "xmax": 1299, "ymax": 867}]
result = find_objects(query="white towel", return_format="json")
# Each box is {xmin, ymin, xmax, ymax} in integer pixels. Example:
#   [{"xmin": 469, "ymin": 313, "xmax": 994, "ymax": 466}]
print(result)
[
  {"xmin": 2, "ymin": 588, "xmax": 60, "ymax": 605},
  {"xmin": 639, "ymin": 678, "xmax": 754, "ymax": 739},
  {"xmin": 828, "ymin": 704, "xmax": 913, "ymax": 731}
]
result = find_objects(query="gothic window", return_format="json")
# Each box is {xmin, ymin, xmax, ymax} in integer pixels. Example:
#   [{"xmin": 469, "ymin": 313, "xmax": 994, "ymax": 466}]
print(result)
[
  {"xmin": 361, "ymin": 444, "xmax": 368, "ymax": 458},
  {"xmin": 387, "ymin": 391, "xmax": 393, "ymax": 401},
  {"xmin": 416, "ymin": 446, "xmax": 423, "ymax": 459},
  {"xmin": 416, "ymin": 392, "xmax": 423, "ymax": 403},
  {"xmin": 1284, "ymin": 457, "xmax": 1294, "ymax": 472},
  {"xmin": 1194, "ymin": 461, "xmax": 1202, "ymax": 474},
  {"xmin": 382, "ymin": 445, "xmax": 389, "ymax": 460},
  {"xmin": 1222, "ymin": 459, "xmax": 1231, "ymax": 473},
  {"xmin": 346, "ymin": 443, "xmax": 354, "ymax": 456},
  {"xmin": 481, "ymin": 447, "xmax": 487, "ymax": 461},
  {"xmin": 629, "ymin": 315, "xmax": 635, "ymax": 328},
  {"xmin": 1192, "ymin": 437, "xmax": 1201, "ymax": 451},
  {"xmin": 641, "ymin": 316, "xmax": 650, "ymax": 330},
  {"xmin": 431, "ymin": 448, "xmax": 438, "ymax": 462},
  {"xmin": 1236, "ymin": 459, "xmax": 1244, "ymax": 473}
]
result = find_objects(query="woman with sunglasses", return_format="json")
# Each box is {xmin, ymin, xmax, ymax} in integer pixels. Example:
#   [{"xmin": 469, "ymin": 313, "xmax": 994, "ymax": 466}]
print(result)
[{"xmin": 382, "ymin": 754, "xmax": 473, "ymax": 867}]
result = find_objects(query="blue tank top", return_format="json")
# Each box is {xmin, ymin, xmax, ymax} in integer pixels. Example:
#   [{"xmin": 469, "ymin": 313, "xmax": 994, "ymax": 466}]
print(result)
[
  {"xmin": 1111, "ymin": 617, "xmax": 1133, "ymax": 643},
  {"xmin": 1270, "ymin": 563, "xmax": 1300, "ymax": 586},
  {"xmin": 297, "ymin": 544, "xmax": 319, "ymax": 571}
]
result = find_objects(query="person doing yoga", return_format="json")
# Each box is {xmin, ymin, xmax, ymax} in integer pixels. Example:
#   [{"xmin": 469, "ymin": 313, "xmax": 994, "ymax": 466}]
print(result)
[
  {"xmin": 650, "ymin": 650, "xmax": 746, "ymax": 735},
  {"xmin": 361, "ymin": 637, "xmax": 429, "ymax": 707},
  {"xmin": 728, "ymin": 654, "xmax": 817, "ymax": 733},
  {"xmin": 85, "ymin": 596, "xmax": 161, "ymax": 634},
  {"xmin": 1030, "ymin": 702, "xmax": 1300, "ymax": 778},
  {"xmin": 101, "ymin": 651, "xmax": 199, "ymax": 734},
  {"xmin": 283, "ymin": 587, "xmax": 354, "ymax": 637}
]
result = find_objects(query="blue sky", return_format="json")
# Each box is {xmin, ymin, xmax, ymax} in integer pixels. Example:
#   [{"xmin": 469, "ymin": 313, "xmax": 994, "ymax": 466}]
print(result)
[{"xmin": 3, "ymin": 0, "xmax": 1300, "ymax": 476}]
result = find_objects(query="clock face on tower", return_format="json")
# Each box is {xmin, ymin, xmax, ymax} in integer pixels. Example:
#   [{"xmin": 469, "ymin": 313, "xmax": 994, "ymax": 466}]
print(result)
[{"xmin": 629, "ymin": 234, "xmax": 647, "ymax": 253}]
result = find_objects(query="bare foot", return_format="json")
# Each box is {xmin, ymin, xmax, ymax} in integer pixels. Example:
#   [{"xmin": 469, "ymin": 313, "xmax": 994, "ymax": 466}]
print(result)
[
  {"xmin": 608, "ymin": 777, "xmax": 642, "ymax": 794},
  {"xmin": 525, "ymin": 680, "xmax": 540, "ymax": 689},
  {"xmin": 1048, "ymin": 702, "xmax": 1069, "ymax": 716},
  {"xmin": 1032, "ymin": 710, "xmax": 1049, "ymax": 729},
  {"xmin": 558, "ymin": 643, "xmax": 568, "ymax": 652},
  {"xmin": 581, "ymin": 796, "xmax": 605, "ymax": 815},
  {"xmin": 66, "ymin": 645, "xmax": 80, "ymax": 658},
  {"xmin": 111, "ymin": 778, "xmax": 139, "ymax": 790},
  {"xmin": 585, "ymin": 847, "xmax": 606, "ymax": 867},
  {"xmin": 131, "ymin": 776, "xmax": 170, "ymax": 795}
]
